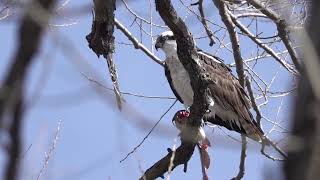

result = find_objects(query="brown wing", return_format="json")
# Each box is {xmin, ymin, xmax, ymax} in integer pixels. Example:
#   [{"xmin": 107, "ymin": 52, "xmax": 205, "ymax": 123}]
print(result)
[{"xmin": 198, "ymin": 52, "xmax": 264, "ymax": 140}]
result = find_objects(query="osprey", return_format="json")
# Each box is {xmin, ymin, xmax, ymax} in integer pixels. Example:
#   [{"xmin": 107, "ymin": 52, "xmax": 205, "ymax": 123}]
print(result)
[{"xmin": 155, "ymin": 31, "xmax": 265, "ymax": 142}]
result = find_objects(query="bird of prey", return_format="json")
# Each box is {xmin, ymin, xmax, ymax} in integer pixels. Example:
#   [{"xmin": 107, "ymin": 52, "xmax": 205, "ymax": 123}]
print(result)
[{"xmin": 155, "ymin": 31, "xmax": 265, "ymax": 142}]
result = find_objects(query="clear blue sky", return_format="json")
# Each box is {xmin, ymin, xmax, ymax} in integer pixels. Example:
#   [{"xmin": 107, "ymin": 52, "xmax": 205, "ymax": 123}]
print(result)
[{"xmin": 0, "ymin": 1, "xmax": 292, "ymax": 179}]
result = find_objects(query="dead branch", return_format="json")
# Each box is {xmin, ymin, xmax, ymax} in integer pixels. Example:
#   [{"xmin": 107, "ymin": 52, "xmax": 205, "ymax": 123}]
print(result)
[
  {"xmin": 86, "ymin": 0, "xmax": 123, "ymax": 110},
  {"xmin": 140, "ymin": 0, "xmax": 214, "ymax": 179},
  {"xmin": 213, "ymin": 1, "xmax": 249, "ymax": 177},
  {"xmin": 140, "ymin": 142, "xmax": 196, "ymax": 180}
]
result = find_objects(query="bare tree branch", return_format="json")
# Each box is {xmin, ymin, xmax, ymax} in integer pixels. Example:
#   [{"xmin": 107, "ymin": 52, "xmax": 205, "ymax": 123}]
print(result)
[
  {"xmin": 246, "ymin": 0, "xmax": 302, "ymax": 73},
  {"xmin": 140, "ymin": 142, "xmax": 196, "ymax": 180},
  {"xmin": 214, "ymin": 0, "xmax": 245, "ymax": 86},
  {"xmin": 37, "ymin": 120, "xmax": 62, "ymax": 180},
  {"xmin": 120, "ymin": 100, "xmax": 177, "ymax": 163},
  {"xmin": 0, "ymin": 1, "xmax": 57, "ymax": 180},
  {"xmin": 231, "ymin": 135, "xmax": 247, "ymax": 180},
  {"xmin": 86, "ymin": 0, "xmax": 123, "ymax": 110},
  {"xmin": 191, "ymin": 0, "xmax": 215, "ymax": 46},
  {"xmin": 114, "ymin": 18, "xmax": 164, "ymax": 66},
  {"xmin": 140, "ymin": 0, "xmax": 214, "ymax": 178},
  {"xmin": 245, "ymin": 78, "xmax": 262, "ymax": 125},
  {"xmin": 229, "ymin": 11, "xmax": 298, "ymax": 74},
  {"xmin": 213, "ymin": 1, "xmax": 249, "ymax": 177}
]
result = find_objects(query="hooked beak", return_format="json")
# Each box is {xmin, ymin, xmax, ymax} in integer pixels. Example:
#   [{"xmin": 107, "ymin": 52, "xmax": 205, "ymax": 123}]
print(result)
[
  {"xmin": 172, "ymin": 117, "xmax": 176, "ymax": 125},
  {"xmin": 155, "ymin": 40, "xmax": 162, "ymax": 51}
]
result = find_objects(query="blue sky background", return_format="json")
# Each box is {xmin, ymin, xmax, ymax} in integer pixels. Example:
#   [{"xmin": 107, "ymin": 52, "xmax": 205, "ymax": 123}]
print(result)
[{"xmin": 0, "ymin": 0, "xmax": 295, "ymax": 179}]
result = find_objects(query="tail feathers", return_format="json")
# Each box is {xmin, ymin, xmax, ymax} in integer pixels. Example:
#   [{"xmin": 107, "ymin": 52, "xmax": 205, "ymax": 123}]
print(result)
[
  {"xmin": 205, "ymin": 115, "xmax": 268, "ymax": 145},
  {"xmin": 241, "ymin": 120, "xmax": 271, "ymax": 146}
]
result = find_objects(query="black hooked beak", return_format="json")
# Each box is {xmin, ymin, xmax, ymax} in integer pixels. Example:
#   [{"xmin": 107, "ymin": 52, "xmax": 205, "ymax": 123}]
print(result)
[
  {"xmin": 172, "ymin": 111, "xmax": 179, "ymax": 126},
  {"xmin": 155, "ymin": 39, "xmax": 162, "ymax": 51},
  {"xmin": 172, "ymin": 116, "xmax": 176, "ymax": 125}
]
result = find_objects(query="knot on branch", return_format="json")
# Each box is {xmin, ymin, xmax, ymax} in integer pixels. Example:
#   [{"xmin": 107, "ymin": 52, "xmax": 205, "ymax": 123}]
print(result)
[
  {"xmin": 277, "ymin": 19, "xmax": 288, "ymax": 35},
  {"xmin": 86, "ymin": 21, "xmax": 115, "ymax": 57}
]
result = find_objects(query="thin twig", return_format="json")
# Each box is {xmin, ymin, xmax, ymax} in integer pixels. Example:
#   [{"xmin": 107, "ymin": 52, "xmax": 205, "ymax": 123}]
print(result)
[
  {"xmin": 260, "ymin": 142, "xmax": 285, "ymax": 161},
  {"xmin": 192, "ymin": 0, "xmax": 215, "ymax": 46},
  {"xmin": 82, "ymin": 73, "xmax": 176, "ymax": 100},
  {"xmin": 120, "ymin": 0, "xmax": 167, "ymax": 28},
  {"xmin": 246, "ymin": 0, "xmax": 302, "ymax": 73},
  {"xmin": 229, "ymin": 11, "xmax": 298, "ymax": 74},
  {"xmin": 245, "ymin": 78, "xmax": 262, "ymax": 125},
  {"xmin": 114, "ymin": 18, "xmax": 164, "ymax": 66},
  {"xmin": 232, "ymin": 135, "xmax": 247, "ymax": 180},
  {"xmin": 166, "ymin": 138, "xmax": 177, "ymax": 180},
  {"xmin": 120, "ymin": 100, "xmax": 178, "ymax": 163},
  {"xmin": 37, "ymin": 120, "xmax": 63, "ymax": 180}
]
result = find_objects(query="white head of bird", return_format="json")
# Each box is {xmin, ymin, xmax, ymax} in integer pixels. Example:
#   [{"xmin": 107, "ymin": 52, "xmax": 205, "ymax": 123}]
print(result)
[{"xmin": 155, "ymin": 31, "xmax": 177, "ymax": 58}]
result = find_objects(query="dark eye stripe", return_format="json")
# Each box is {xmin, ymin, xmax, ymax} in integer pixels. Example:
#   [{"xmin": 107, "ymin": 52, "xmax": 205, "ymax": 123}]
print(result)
[
  {"xmin": 159, "ymin": 37, "xmax": 165, "ymax": 43},
  {"xmin": 161, "ymin": 35, "xmax": 175, "ymax": 41},
  {"xmin": 167, "ymin": 36, "xmax": 175, "ymax": 40}
]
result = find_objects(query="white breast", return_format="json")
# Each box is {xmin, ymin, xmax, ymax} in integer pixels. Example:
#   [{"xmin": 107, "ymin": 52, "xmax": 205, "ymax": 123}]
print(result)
[
  {"xmin": 166, "ymin": 55, "xmax": 223, "ymax": 120},
  {"xmin": 166, "ymin": 55, "xmax": 194, "ymax": 108}
]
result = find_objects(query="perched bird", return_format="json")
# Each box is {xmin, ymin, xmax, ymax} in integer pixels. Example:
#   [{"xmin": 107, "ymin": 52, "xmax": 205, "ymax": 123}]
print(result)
[{"xmin": 155, "ymin": 31, "xmax": 265, "ymax": 142}]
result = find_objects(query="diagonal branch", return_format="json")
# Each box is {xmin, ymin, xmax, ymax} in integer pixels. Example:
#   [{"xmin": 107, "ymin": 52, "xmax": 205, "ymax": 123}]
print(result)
[
  {"xmin": 214, "ymin": 1, "xmax": 248, "ymax": 178},
  {"xmin": 140, "ymin": 0, "xmax": 213, "ymax": 179},
  {"xmin": 191, "ymin": 0, "xmax": 215, "ymax": 46},
  {"xmin": 246, "ymin": 0, "xmax": 302, "ymax": 73},
  {"xmin": 213, "ymin": 0, "xmax": 245, "ymax": 86},
  {"xmin": 229, "ymin": 11, "xmax": 298, "ymax": 74},
  {"xmin": 114, "ymin": 18, "xmax": 164, "ymax": 66},
  {"xmin": 140, "ymin": 142, "xmax": 196, "ymax": 180}
]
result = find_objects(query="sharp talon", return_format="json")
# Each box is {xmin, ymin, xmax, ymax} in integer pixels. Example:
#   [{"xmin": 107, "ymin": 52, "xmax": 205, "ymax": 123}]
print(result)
[{"xmin": 183, "ymin": 162, "xmax": 188, "ymax": 172}]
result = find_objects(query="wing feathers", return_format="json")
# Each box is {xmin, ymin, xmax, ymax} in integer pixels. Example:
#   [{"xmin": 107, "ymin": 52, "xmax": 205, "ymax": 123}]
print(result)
[{"xmin": 198, "ymin": 51, "xmax": 265, "ymax": 141}]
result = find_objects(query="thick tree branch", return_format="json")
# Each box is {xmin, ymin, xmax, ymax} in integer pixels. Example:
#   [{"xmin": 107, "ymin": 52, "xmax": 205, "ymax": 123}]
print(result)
[
  {"xmin": 0, "ymin": 1, "xmax": 56, "ymax": 180},
  {"xmin": 140, "ymin": 0, "xmax": 212, "ymax": 179},
  {"xmin": 285, "ymin": 1, "xmax": 320, "ymax": 179},
  {"xmin": 140, "ymin": 142, "xmax": 196, "ymax": 180},
  {"xmin": 86, "ymin": 0, "xmax": 123, "ymax": 110},
  {"xmin": 246, "ymin": 0, "xmax": 302, "ymax": 73}
]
